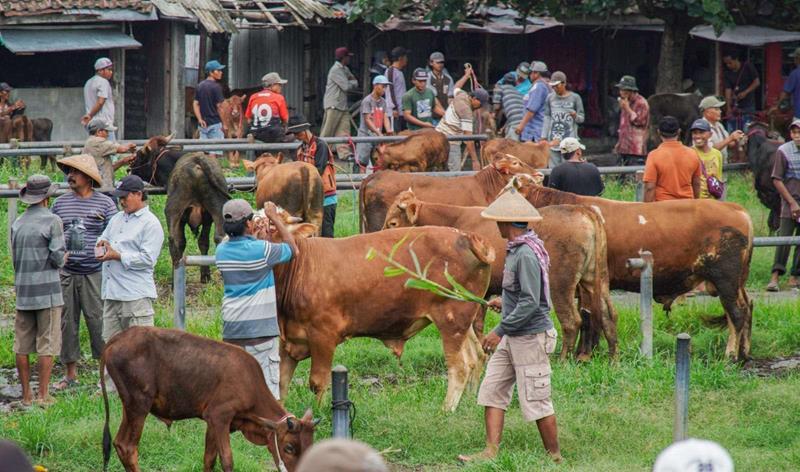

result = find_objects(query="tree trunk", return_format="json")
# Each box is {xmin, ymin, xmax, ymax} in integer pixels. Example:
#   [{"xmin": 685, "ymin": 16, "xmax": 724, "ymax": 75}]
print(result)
[{"xmin": 655, "ymin": 19, "xmax": 693, "ymax": 94}]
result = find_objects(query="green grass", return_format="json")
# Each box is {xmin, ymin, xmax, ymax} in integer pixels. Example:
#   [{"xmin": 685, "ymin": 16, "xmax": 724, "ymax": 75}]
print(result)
[{"xmin": 1, "ymin": 160, "xmax": 799, "ymax": 471}]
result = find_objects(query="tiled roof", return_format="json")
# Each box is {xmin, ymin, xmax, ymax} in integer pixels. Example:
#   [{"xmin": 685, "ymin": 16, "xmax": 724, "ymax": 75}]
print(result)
[{"xmin": 0, "ymin": 0, "xmax": 152, "ymax": 17}]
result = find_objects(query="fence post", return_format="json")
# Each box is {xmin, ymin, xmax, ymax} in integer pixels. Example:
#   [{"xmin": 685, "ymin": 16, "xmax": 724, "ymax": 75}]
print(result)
[
  {"xmin": 245, "ymin": 133, "xmax": 256, "ymax": 162},
  {"xmin": 7, "ymin": 178, "xmax": 18, "ymax": 249},
  {"xmin": 63, "ymin": 145, "xmax": 73, "ymax": 157},
  {"xmin": 635, "ymin": 170, "xmax": 645, "ymax": 202},
  {"xmin": 331, "ymin": 365, "xmax": 351, "ymax": 438},
  {"xmin": 674, "ymin": 333, "xmax": 691, "ymax": 442},
  {"xmin": 626, "ymin": 251, "xmax": 654, "ymax": 359},
  {"xmin": 173, "ymin": 259, "xmax": 186, "ymax": 330}
]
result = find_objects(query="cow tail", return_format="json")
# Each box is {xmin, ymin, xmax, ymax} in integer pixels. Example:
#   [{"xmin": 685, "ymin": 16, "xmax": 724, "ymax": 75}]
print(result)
[
  {"xmin": 588, "ymin": 209, "xmax": 607, "ymax": 348},
  {"xmin": 101, "ymin": 356, "xmax": 112, "ymax": 472},
  {"xmin": 299, "ymin": 164, "xmax": 312, "ymax": 225},
  {"xmin": 358, "ymin": 174, "xmax": 370, "ymax": 233},
  {"xmin": 198, "ymin": 156, "xmax": 232, "ymax": 199}
]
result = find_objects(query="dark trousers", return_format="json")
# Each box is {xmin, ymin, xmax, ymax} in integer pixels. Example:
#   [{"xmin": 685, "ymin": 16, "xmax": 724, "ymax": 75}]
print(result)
[
  {"xmin": 322, "ymin": 204, "xmax": 336, "ymax": 238},
  {"xmin": 619, "ymin": 154, "xmax": 646, "ymax": 166},
  {"xmin": 253, "ymin": 125, "xmax": 285, "ymax": 143},
  {"xmin": 772, "ymin": 217, "xmax": 800, "ymax": 276}
]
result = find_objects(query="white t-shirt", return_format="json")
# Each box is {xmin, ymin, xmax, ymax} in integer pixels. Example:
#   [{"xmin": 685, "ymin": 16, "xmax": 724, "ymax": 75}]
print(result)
[
  {"xmin": 705, "ymin": 119, "xmax": 729, "ymax": 162},
  {"xmin": 84, "ymin": 75, "xmax": 115, "ymax": 124}
]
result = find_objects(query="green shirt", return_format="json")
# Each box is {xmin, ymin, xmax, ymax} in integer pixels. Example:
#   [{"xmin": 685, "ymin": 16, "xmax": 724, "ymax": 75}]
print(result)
[{"xmin": 401, "ymin": 87, "xmax": 436, "ymax": 130}]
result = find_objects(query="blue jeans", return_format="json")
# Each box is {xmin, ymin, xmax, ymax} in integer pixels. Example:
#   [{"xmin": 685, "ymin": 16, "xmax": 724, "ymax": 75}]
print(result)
[{"xmin": 200, "ymin": 122, "xmax": 225, "ymax": 155}]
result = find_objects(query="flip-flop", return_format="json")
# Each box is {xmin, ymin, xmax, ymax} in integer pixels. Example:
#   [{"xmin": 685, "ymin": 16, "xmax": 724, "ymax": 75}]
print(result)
[
  {"xmin": 765, "ymin": 281, "xmax": 780, "ymax": 292},
  {"xmin": 34, "ymin": 397, "xmax": 56, "ymax": 409},
  {"xmin": 52, "ymin": 377, "xmax": 80, "ymax": 392}
]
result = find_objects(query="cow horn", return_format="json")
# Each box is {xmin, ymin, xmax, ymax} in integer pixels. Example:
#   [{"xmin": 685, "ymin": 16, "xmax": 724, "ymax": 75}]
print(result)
[
  {"xmin": 286, "ymin": 215, "xmax": 303, "ymax": 223},
  {"xmin": 164, "ymin": 133, "xmax": 175, "ymax": 144},
  {"xmin": 312, "ymin": 418, "xmax": 321, "ymax": 427},
  {"xmin": 143, "ymin": 143, "xmax": 151, "ymax": 153}
]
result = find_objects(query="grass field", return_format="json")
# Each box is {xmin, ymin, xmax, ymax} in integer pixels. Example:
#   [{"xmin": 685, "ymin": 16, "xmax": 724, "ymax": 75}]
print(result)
[{"xmin": 1, "ymin": 160, "xmax": 799, "ymax": 471}]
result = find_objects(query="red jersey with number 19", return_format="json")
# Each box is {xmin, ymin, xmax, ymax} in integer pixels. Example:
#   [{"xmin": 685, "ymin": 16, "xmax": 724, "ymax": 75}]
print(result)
[{"xmin": 245, "ymin": 91, "xmax": 288, "ymax": 130}]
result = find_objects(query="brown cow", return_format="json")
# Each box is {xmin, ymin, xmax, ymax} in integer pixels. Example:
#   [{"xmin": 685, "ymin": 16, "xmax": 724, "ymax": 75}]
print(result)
[
  {"xmin": 515, "ymin": 175, "xmax": 754, "ymax": 360},
  {"xmin": 374, "ymin": 129, "xmax": 449, "ymax": 171},
  {"xmin": 219, "ymin": 94, "xmax": 246, "ymax": 165},
  {"xmin": 480, "ymin": 138, "xmax": 550, "ymax": 169},
  {"xmin": 244, "ymin": 153, "xmax": 323, "ymax": 234},
  {"xmin": 383, "ymin": 191, "xmax": 617, "ymax": 359},
  {"xmin": 101, "ymin": 327, "xmax": 317, "ymax": 472},
  {"xmin": 265, "ymin": 224, "xmax": 494, "ymax": 412},
  {"xmin": 359, "ymin": 155, "xmax": 537, "ymax": 233}
]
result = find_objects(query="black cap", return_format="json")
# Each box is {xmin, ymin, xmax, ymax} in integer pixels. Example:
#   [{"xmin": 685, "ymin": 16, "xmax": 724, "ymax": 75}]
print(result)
[
  {"xmin": 112, "ymin": 174, "xmax": 145, "ymax": 197},
  {"xmin": 287, "ymin": 113, "xmax": 311, "ymax": 134},
  {"xmin": 658, "ymin": 116, "xmax": 680, "ymax": 136},
  {"xmin": 390, "ymin": 46, "xmax": 410, "ymax": 61}
]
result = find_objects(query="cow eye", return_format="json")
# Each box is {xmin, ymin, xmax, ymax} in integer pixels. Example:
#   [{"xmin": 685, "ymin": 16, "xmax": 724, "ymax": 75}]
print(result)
[{"xmin": 284, "ymin": 444, "xmax": 296, "ymax": 455}]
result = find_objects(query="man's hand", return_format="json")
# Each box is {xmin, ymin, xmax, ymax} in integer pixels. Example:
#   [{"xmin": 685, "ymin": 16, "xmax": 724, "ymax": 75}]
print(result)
[
  {"xmin": 550, "ymin": 139, "xmax": 561, "ymax": 148},
  {"xmin": 514, "ymin": 125, "xmax": 523, "ymax": 136},
  {"xmin": 569, "ymin": 111, "xmax": 577, "ymax": 118},
  {"xmin": 81, "ymin": 114, "xmax": 91, "ymax": 126},
  {"xmin": 736, "ymin": 91, "xmax": 748, "ymax": 101},
  {"xmin": 198, "ymin": 118, "xmax": 208, "ymax": 129},
  {"xmin": 482, "ymin": 331, "xmax": 502, "ymax": 353},
  {"xmin": 790, "ymin": 201, "xmax": 800, "ymax": 221},
  {"xmin": 423, "ymin": 122, "xmax": 435, "ymax": 128},
  {"xmin": 730, "ymin": 130, "xmax": 745, "ymax": 141},
  {"xmin": 392, "ymin": 110, "xmax": 399, "ymax": 118},
  {"xmin": 264, "ymin": 202, "xmax": 280, "ymax": 221},
  {"xmin": 95, "ymin": 240, "xmax": 120, "ymax": 261},
  {"xmin": 619, "ymin": 97, "xmax": 630, "ymax": 110},
  {"xmin": 487, "ymin": 297, "xmax": 502, "ymax": 310},
  {"xmin": 119, "ymin": 155, "xmax": 135, "ymax": 165}
]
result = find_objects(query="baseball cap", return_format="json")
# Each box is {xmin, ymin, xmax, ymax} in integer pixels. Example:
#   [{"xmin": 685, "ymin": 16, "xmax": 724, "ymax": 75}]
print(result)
[
  {"xmin": 790, "ymin": 117, "xmax": 800, "ymax": 130},
  {"xmin": 94, "ymin": 57, "xmax": 113, "ymax": 70},
  {"xmin": 653, "ymin": 439, "xmax": 733, "ymax": 472},
  {"xmin": 560, "ymin": 137, "xmax": 585, "ymax": 154},
  {"xmin": 531, "ymin": 61, "xmax": 548, "ymax": 73},
  {"xmin": 429, "ymin": 51, "xmax": 445, "ymax": 63},
  {"xmin": 390, "ymin": 46, "xmax": 410, "ymax": 61},
  {"xmin": 790, "ymin": 47, "xmax": 800, "ymax": 58},
  {"xmin": 0, "ymin": 82, "xmax": 12, "ymax": 92},
  {"xmin": 412, "ymin": 68, "xmax": 429, "ymax": 81},
  {"xmin": 111, "ymin": 175, "xmax": 145, "ymax": 197},
  {"xmin": 503, "ymin": 72, "xmax": 516, "ymax": 84},
  {"xmin": 205, "ymin": 60, "xmax": 226, "ymax": 72},
  {"xmin": 658, "ymin": 116, "xmax": 681, "ymax": 135},
  {"xmin": 372, "ymin": 75, "xmax": 391, "ymax": 86},
  {"xmin": 223, "ymin": 199, "xmax": 254, "ymax": 223},
  {"xmin": 516, "ymin": 62, "xmax": 531, "ymax": 76},
  {"xmin": 262, "ymin": 72, "xmax": 288, "ymax": 87},
  {"xmin": 296, "ymin": 439, "xmax": 388, "ymax": 472},
  {"xmin": 550, "ymin": 71, "xmax": 567, "ymax": 86},
  {"xmin": 335, "ymin": 47, "xmax": 353, "ymax": 60},
  {"xmin": 690, "ymin": 119, "xmax": 711, "ymax": 132},
  {"xmin": 699, "ymin": 96, "xmax": 726, "ymax": 110},
  {"xmin": 87, "ymin": 117, "xmax": 117, "ymax": 134},
  {"xmin": 471, "ymin": 88, "xmax": 490, "ymax": 107}
]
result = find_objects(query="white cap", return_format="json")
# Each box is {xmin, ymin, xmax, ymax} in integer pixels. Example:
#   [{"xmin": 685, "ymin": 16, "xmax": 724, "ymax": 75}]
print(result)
[
  {"xmin": 94, "ymin": 57, "xmax": 113, "ymax": 70},
  {"xmin": 560, "ymin": 137, "xmax": 585, "ymax": 154},
  {"xmin": 653, "ymin": 439, "xmax": 734, "ymax": 472}
]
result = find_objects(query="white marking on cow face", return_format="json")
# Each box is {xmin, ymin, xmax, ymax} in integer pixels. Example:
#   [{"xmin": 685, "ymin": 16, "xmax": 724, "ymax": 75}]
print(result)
[{"xmin": 638, "ymin": 214, "xmax": 647, "ymax": 225}]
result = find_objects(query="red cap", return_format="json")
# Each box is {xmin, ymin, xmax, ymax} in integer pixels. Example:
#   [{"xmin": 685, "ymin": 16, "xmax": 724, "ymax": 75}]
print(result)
[{"xmin": 335, "ymin": 47, "xmax": 353, "ymax": 60}]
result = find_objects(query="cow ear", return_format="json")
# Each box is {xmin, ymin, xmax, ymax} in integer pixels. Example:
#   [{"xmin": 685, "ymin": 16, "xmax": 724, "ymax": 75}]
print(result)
[
  {"xmin": 407, "ymin": 202, "xmax": 419, "ymax": 224},
  {"xmin": 143, "ymin": 143, "xmax": 151, "ymax": 154},
  {"xmin": 290, "ymin": 223, "xmax": 317, "ymax": 238},
  {"xmin": 164, "ymin": 133, "xmax": 175, "ymax": 144},
  {"xmin": 276, "ymin": 152, "xmax": 284, "ymax": 163},
  {"xmin": 301, "ymin": 409, "xmax": 313, "ymax": 422},
  {"xmin": 258, "ymin": 416, "xmax": 281, "ymax": 431}
]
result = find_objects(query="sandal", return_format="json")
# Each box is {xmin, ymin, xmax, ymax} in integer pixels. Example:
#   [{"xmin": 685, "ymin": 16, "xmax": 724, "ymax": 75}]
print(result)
[
  {"xmin": 765, "ymin": 281, "xmax": 780, "ymax": 292},
  {"xmin": 52, "ymin": 377, "xmax": 80, "ymax": 392},
  {"xmin": 34, "ymin": 397, "xmax": 56, "ymax": 409}
]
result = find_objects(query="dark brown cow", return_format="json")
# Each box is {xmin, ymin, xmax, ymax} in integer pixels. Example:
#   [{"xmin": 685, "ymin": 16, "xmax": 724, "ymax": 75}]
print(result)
[
  {"xmin": 129, "ymin": 135, "xmax": 230, "ymax": 283},
  {"xmin": 480, "ymin": 138, "xmax": 550, "ymax": 169},
  {"xmin": 359, "ymin": 155, "xmax": 536, "ymax": 233},
  {"xmin": 244, "ymin": 153, "xmax": 323, "ymax": 234},
  {"xmin": 31, "ymin": 118, "xmax": 56, "ymax": 170},
  {"xmin": 383, "ymin": 191, "xmax": 617, "ymax": 359},
  {"xmin": 374, "ymin": 129, "xmax": 449, "ymax": 171},
  {"xmin": 647, "ymin": 92, "xmax": 702, "ymax": 145},
  {"xmin": 265, "ymin": 224, "xmax": 494, "ymax": 412},
  {"xmin": 101, "ymin": 327, "xmax": 317, "ymax": 472},
  {"xmin": 745, "ymin": 123, "xmax": 783, "ymax": 231},
  {"xmin": 515, "ymin": 175, "xmax": 754, "ymax": 360}
]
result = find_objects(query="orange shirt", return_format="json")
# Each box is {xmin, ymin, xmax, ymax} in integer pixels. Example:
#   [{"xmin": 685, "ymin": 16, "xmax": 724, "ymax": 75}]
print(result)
[
  {"xmin": 245, "ymin": 90, "xmax": 288, "ymax": 129},
  {"xmin": 643, "ymin": 140, "xmax": 701, "ymax": 201}
]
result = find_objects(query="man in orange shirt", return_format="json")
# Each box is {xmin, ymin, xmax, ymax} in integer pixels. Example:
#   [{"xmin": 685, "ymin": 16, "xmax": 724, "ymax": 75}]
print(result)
[
  {"xmin": 246, "ymin": 72, "xmax": 289, "ymax": 143},
  {"xmin": 643, "ymin": 116, "xmax": 701, "ymax": 202}
]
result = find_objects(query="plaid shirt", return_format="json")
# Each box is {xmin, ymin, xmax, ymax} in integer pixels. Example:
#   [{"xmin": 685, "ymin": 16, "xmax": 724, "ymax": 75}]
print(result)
[{"xmin": 616, "ymin": 93, "xmax": 650, "ymax": 157}]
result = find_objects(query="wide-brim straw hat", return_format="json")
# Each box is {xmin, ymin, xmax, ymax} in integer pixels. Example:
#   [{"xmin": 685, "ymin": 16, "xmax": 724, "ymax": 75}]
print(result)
[
  {"xmin": 481, "ymin": 185, "xmax": 542, "ymax": 222},
  {"xmin": 57, "ymin": 154, "xmax": 103, "ymax": 187},
  {"xmin": 19, "ymin": 174, "xmax": 58, "ymax": 204}
]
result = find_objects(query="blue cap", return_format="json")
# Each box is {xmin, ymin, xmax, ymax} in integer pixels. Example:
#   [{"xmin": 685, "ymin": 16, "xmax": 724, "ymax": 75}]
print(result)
[
  {"xmin": 690, "ymin": 119, "xmax": 711, "ymax": 132},
  {"xmin": 373, "ymin": 75, "xmax": 391, "ymax": 86},
  {"xmin": 205, "ymin": 60, "xmax": 226, "ymax": 72}
]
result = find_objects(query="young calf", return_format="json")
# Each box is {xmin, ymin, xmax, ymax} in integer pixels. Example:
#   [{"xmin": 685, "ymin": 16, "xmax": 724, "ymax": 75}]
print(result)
[{"xmin": 101, "ymin": 327, "xmax": 317, "ymax": 472}]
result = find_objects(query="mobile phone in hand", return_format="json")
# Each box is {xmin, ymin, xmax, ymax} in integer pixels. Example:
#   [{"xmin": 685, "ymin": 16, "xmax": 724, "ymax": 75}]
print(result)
[{"xmin": 94, "ymin": 245, "xmax": 107, "ymax": 258}]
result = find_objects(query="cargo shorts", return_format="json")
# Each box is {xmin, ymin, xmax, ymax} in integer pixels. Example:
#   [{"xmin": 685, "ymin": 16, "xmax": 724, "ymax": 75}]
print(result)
[
  {"xmin": 243, "ymin": 337, "xmax": 281, "ymax": 400},
  {"xmin": 477, "ymin": 328, "xmax": 558, "ymax": 422},
  {"xmin": 102, "ymin": 298, "xmax": 155, "ymax": 342},
  {"xmin": 14, "ymin": 306, "xmax": 63, "ymax": 356}
]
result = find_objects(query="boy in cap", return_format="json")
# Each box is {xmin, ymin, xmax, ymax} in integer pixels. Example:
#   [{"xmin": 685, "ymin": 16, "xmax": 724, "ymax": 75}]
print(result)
[
  {"xmin": 767, "ymin": 118, "xmax": 800, "ymax": 292},
  {"xmin": 542, "ymin": 71, "xmax": 585, "ymax": 168},
  {"xmin": 51, "ymin": 155, "xmax": 117, "ymax": 391},
  {"xmin": 427, "ymin": 51, "xmax": 454, "ymax": 109},
  {"xmin": 215, "ymin": 200, "xmax": 298, "ymax": 399},
  {"xmin": 11, "ymin": 175, "xmax": 66, "ymax": 407},
  {"xmin": 614, "ymin": 75, "xmax": 650, "ymax": 166},
  {"xmin": 435, "ymin": 67, "xmax": 489, "ymax": 171},
  {"xmin": 82, "ymin": 57, "xmax": 116, "ymax": 139},
  {"xmin": 386, "ymin": 46, "xmax": 410, "ymax": 132},
  {"xmin": 459, "ymin": 183, "xmax": 561, "ymax": 464},
  {"xmin": 516, "ymin": 61, "xmax": 551, "ymax": 142},
  {"xmin": 549, "ymin": 137, "xmax": 603, "ymax": 196},
  {"xmin": 83, "ymin": 117, "xmax": 136, "ymax": 191},
  {"xmin": 690, "ymin": 119, "xmax": 724, "ymax": 200},
  {"xmin": 402, "ymin": 68, "xmax": 445, "ymax": 130},
  {"xmin": 356, "ymin": 75, "xmax": 393, "ymax": 171},
  {"xmin": 193, "ymin": 60, "xmax": 227, "ymax": 156},
  {"xmin": 643, "ymin": 116, "xmax": 701, "ymax": 202},
  {"xmin": 322, "ymin": 47, "xmax": 359, "ymax": 161},
  {"xmin": 246, "ymin": 72, "xmax": 290, "ymax": 143},
  {"xmin": 96, "ymin": 175, "xmax": 164, "ymax": 343}
]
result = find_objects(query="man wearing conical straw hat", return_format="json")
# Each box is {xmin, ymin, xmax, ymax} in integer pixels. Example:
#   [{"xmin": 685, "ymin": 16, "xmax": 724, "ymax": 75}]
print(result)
[{"xmin": 459, "ymin": 181, "xmax": 561, "ymax": 464}]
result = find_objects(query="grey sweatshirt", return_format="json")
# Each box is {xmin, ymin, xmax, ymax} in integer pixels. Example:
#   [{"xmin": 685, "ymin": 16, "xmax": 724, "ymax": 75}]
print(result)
[
  {"xmin": 494, "ymin": 244, "xmax": 553, "ymax": 337},
  {"xmin": 541, "ymin": 91, "xmax": 585, "ymax": 142}
]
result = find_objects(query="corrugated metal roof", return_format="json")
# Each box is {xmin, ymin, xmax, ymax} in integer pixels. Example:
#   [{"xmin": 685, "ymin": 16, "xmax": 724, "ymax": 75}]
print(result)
[
  {"xmin": 0, "ymin": 27, "xmax": 142, "ymax": 52},
  {"xmin": 690, "ymin": 25, "xmax": 800, "ymax": 46},
  {"xmin": 151, "ymin": 0, "xmax": 237, "ymax": 33},
  {"xmin": 0, "ymin": 0, "xmax": 152, "ymax": 17},
  {"xmin": 221, "ymin": 0, "xmax": 336, "ymax": 29}
]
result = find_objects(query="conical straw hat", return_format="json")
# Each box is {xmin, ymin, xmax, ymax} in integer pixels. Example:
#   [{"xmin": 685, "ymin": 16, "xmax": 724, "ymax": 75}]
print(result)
[
  {"xmin": 481, "ymin": 185, "xmax": 542, "ymax": 222},
  {"xmin": 57, "ymin": 154, "xmax": 103, "ymax": 187}
]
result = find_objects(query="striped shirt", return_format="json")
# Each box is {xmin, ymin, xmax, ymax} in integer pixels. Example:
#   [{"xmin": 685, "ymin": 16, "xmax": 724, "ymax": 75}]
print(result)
[
  {"xmin": 495, "ymin": 83, "xmax": 524, "ymax": 130},
  {"xmin": 52, "ymin": 191, "xmax": 117, "ymax": 275},
  {"xmin": 215, "ymin": 236, "xmax": 293, "ymax": 339},
  {"xmin": 11, "ymin": 205, "xmax": 66, "ymax": 310},
  {"xmin": 436, "ymin": 88, "xmax": 474, "ymax": 136}
]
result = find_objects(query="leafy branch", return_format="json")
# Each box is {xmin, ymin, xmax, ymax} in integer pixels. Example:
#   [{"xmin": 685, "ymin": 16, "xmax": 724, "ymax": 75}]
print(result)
[{"xmin": 365, "ymin": 233, "xmax": 488, "ymax": 306}]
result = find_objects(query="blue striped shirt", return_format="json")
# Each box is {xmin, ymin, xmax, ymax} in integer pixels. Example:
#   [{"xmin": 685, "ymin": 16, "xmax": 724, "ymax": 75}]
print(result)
[
  {"xmin": 52, "ymin": 191, "xmax": 117, "ymax": 275},
  {"xmin": 215, "ymin": 236, "xmax": 293, "ymax": 339}
]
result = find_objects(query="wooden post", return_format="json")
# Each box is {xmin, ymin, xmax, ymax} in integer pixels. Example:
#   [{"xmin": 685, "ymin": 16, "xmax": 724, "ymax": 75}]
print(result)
[
  {"xmin": 674, "ymin": 333, "xmax": 691, "ymax": 442},
  {"xmin": 7, "ymin": 178, "xmax": 18, "ymax": 249}
]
